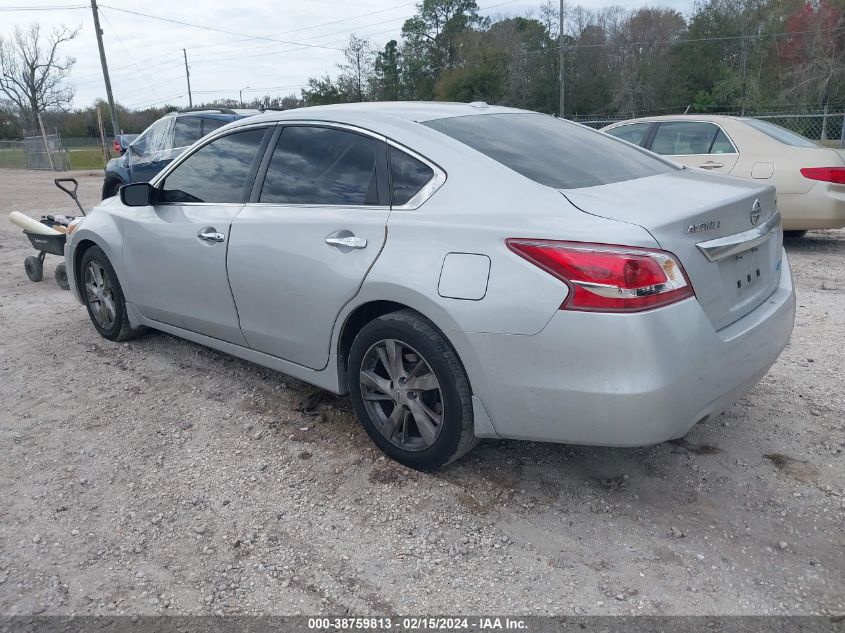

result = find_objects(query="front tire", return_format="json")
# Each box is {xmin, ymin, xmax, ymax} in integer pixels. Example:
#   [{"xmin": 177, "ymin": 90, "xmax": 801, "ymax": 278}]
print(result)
[
  {"xmin": 348, "ymin": 310, "xmax": 477, "ymax": 470},
  {"xmin": 79, "ymin": 246, "xmax": 144, "ymax": 341},
  {"xmin": 102, "ymin": 177, "xmax": 123, "ymax": 200},
  {"xmin": 784, "ymin": 230, "xmax": 808, "ymax": 239}
]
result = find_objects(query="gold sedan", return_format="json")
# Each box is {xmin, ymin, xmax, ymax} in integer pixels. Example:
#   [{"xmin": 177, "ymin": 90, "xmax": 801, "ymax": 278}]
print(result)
[{"xmin": 602, "ymin": 115, "xmax": 845, "ymax": 236}]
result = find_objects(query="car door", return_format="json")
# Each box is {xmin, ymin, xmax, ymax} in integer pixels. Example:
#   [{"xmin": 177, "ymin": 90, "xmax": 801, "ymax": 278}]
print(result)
[
  {"xmin": 227, "ymin": 124, "xmax": 390, "ymax": 370},
  {"xmin": 122, "ymin": 125, "xmax": 271, "ymax": 344},
  {"xmin": 647, "ymin": 120, "xmax": 739, "ymax": 173}
]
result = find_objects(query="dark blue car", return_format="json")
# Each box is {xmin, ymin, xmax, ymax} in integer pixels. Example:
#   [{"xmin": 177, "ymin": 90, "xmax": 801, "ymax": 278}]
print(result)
[{"xmin": 102, "ymin": 109, "xmax": 260, "ymax": 199}]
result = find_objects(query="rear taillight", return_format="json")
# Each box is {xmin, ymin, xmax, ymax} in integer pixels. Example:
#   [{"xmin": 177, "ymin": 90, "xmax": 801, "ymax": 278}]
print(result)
[
  {"xmin": 507, "ymin": 239, "xmax": 694, "ymax": 313},
  {"xmin": 113, "ymin": 140, "xmax": 120, "ymax": 153},
  {"xmin": 800, "ymin": 167, "xmax": 845, "ymax": 184}
]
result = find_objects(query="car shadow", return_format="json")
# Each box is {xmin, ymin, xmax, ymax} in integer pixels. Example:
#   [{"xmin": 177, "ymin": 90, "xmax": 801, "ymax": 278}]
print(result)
[{"xmin": 783, "ymin": 229, "xmax": 845, "ymax": 254}]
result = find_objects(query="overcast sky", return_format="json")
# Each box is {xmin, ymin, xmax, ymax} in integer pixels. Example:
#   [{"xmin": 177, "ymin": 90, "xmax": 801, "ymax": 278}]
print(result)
[{"xmin": 3, "ymin": 0, "xmax": 694, "ymax": 111}]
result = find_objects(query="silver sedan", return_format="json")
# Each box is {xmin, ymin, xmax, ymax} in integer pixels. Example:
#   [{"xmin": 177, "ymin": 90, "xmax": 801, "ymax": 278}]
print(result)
[{"xmin": 65, "ymin": 103, "xmax": 796, "ymax": 469}]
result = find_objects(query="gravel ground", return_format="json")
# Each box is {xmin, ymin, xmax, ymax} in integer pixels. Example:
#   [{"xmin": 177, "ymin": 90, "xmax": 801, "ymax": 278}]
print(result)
[{"xmin": 0, "ymin": 168, "xmax": 842, "ymax": 617}]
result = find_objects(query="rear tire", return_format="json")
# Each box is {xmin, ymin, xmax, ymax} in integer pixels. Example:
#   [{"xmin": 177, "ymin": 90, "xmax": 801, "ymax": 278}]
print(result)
[
  {"xmin": 24, "ymin": 256, "xmax": 43, "ymax": 282},
  {"xmin": 79, "ymin": 246, "xmax": 145, "ymax": 341},
  {"xmin": 55, "ymin": 262, "xmax": 70, "ymax": 290},
  {"xmin": 784, "ymin": 230, "xmax": 807, "ymax": 239},
  {"xmin": 347, "ymin": 310, "xmax": 477, "ymax": 470}
]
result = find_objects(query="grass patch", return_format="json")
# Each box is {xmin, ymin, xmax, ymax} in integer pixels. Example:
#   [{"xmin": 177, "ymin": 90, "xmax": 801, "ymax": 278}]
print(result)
[
  {"xmin": 68, "ymin": 148, "xmax": 107, "ymax": 170},
  {"xmin": 0, "ymin": 148, "xmax": 26, "ymax": 169}
]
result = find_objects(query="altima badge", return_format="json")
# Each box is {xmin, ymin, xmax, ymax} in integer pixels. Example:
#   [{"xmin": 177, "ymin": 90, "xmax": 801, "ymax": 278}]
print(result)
[
  {"xmin": 687, "ymin": 220, "xmax": 721, "ymax": 234},
  {"xmin": 751, "ymin": 199, "xmax": 762, "ymax": 225}
]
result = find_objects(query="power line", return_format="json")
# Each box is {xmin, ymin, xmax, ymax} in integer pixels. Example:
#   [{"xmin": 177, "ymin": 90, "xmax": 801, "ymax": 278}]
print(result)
[
  {"xmin": 97, "ymin": 4, "xmax": 345, "ymax": 51},
  {"xmin": 71, "ymin": 0, "xmax": 516, "ymax": 82},
  {"xmin": 125, "ymin": 93, "xmax": 184, "ymax": 108},
  {"xmin": 98, "ymin": 7, "xmax": 162, "ymax": 103},
  {"xmin": 0, "ymin": 4, "xmax": 87, "ymax": 10}
]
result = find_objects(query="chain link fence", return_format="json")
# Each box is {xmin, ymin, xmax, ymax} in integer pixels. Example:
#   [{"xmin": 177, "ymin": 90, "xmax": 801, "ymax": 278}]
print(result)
[
  {"xmin": 0, "ymin": 140, "xmax": 25, "ymax": 169},
  {"xmin": 22, "ymin": 133, "xmax": 70, "ymax": 171},
  {"xmin": 571, "ymin": 110, "xmax": 845, "ymax": 146},
  {"xmin": 0, "ymin": 135, "xmax": 106, "ymax": 171}
]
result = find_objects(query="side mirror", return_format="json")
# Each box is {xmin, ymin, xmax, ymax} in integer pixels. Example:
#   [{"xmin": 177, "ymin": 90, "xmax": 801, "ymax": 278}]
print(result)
[{"xmin": 120, "ymin": 182, "xmax": 156, "ymax": 207}]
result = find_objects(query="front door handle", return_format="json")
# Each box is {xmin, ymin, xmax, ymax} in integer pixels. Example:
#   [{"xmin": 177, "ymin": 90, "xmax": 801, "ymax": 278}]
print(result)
[
  {"xmin": 198, "ymin": 230, "xmax": 225, "ymax": 243},
  {"xmin": 325, "ymin": 235, "xmax": 367, "ymax": 249},
  {"xmin": 700, "ymin": 161, "xmax": 724, "ymax": 170}
]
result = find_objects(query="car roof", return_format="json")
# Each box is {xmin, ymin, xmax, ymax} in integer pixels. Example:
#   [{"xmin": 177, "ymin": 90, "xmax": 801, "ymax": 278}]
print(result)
[
  {"xmin": 227, "ymin": 101, "xmax": 532, "ymax": 128},
  {"xmin": 604, "ymin": 114, "xmax": 748, "ymax": 127},
  {"xmin": 171, "ymin": 109, "xmax": 261, "ymax": 121}
]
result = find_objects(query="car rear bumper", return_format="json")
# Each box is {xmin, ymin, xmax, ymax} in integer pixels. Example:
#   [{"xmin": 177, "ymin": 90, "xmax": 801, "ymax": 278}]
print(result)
[
  {"xmin": 456, "ymin": 250, "xmax": 795, "ymax": 446},
  {"xmin": 779, "ymin": 184, "xmax": 845, "ymax": 230}
]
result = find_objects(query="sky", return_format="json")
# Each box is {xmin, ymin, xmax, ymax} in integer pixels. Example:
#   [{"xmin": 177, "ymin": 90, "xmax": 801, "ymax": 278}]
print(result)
[{"xmin": 2, "ymin": 0, "xmax": 694, "ymax": 111}]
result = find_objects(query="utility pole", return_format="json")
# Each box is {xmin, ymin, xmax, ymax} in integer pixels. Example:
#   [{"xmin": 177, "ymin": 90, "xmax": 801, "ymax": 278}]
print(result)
[
  {"xmin": 183, "ymin": 48, "xmax": 193, "ymax": 108},
  {"xmin": 90, "ymin": 0, "xmax": 120, "ymax": 138},
  {"xmin": 558, "ymin": 0, "xmax": 565, "ymax": 118}
]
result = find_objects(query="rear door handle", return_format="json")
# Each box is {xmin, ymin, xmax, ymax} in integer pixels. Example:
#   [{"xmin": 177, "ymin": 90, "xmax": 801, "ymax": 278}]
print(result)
[
  {"xmin": 198, "ymin": 230, "xmax": 225, "ymax": 243},
  {"xmin": 700, "ymin": 161, "xmax": 724, "ymax": 170},
  {"xmin": 325, "ymin": 235, "xmax": 367, "ymax": 249}
]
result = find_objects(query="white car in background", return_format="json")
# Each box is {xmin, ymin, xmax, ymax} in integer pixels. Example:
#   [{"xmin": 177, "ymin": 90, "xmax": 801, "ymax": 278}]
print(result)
[{"xmin": 602, "ymin": 115, "xmax": 845, "ymax": 236}]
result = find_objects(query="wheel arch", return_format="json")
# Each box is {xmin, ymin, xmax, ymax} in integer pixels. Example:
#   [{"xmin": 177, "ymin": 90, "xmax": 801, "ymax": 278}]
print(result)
[
  {"xmin": 334, "ymin": 293, "xmax": 474, "ymax": 397},
  {"xmin": 72, "ymin": 238, "xmax": 100, "ymax": 297},
  {"xmin": 102, "ymin": 174, "xmax": 125, "ymax": 200}
]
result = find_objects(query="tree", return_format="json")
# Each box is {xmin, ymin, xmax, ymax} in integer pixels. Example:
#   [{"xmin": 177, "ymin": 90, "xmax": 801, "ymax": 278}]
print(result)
[
  {"xmin": 780, "ymin": 0, "xmax": 845, "ymax": 110},
  {"xmin": 337, "ymin": 34, "xmax": 375, "ymax": 102},
  {"xmin": 611, "ymin": 8, "xmax": 686, "ymax": 116},
  {"xmin": 373, "ymin": 40, "xmax": 403, "ymax": 100},
  {"xmin": 0, "ymin": 23, "xmax": 78, "ymax": 133},
  {"xmin": 302, "ymin": 74, "xmax": 342, "ymax": 106},
  {"xmin": 402, "ymin": 0, "xmax": 487, "ymax": 98}
]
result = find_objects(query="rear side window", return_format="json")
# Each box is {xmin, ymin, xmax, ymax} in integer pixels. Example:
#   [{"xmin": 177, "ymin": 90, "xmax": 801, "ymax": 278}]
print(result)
[
  {"xmin": 260, "ymin": 126, "xmax": 379, "ymax": 205},
  {"xmin": 423, "ymin": 113, "xmax": 673, "ymax": 189},
  {"xmin": 173, "ymin": 117, "xmax": 202, "ymax": 148},
  {"xmin": 605, "ymin": 122, "xmax": 651, "ymax": 146},
  {"xmin": 390, "ymin": 146, "xmax": 433, "ymax": 205},
  {"xmin": 202, "ymin": 118, "xmax": 227, "ymax": 135},
  {"xmin": 160, "ymin": 128, "xmax": 266, "ymax": 203},
  {"xmin": 710, "ymin": 129, "xmax": 737, "ymax": 154}
]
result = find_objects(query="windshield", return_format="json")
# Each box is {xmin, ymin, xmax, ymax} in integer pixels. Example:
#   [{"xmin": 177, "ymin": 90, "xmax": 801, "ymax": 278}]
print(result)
[
  {"xmin": 130, "ymin": 116, "xmax": 175, "ymax": 157},
  {"xmin": 423, "ymin": 113, "xmax": 675, "ymax": 189},
  {"xmin": 744, "ymin": 119, "xmax": 819, "ymax": 148}
]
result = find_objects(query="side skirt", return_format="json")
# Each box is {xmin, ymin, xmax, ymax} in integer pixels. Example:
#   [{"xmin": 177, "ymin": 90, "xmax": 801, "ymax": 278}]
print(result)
[{"xmin": 129, "ymin": 305, "xmax": 343, "ymax": 394}]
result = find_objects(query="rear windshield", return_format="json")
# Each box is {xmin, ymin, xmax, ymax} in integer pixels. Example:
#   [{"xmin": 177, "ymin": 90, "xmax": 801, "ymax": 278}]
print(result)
[
  {"xmin": 423, "ymin": 113, "xmax": 675, "ymax": 189},
  {"xmin": 744, "ymin": 119, "xmax": 819, "ymax": 148}
]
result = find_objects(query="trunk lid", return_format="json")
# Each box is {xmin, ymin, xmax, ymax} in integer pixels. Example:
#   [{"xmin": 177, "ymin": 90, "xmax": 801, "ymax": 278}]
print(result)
[{"xmin": 562, "ymin": 169, "xmax": 783, "ymax": 331}]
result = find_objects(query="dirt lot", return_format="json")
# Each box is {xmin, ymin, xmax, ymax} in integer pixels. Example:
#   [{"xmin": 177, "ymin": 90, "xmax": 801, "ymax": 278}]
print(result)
[{"xmin": 0, "ymin": 168, "xmax": 842, "ymax": 617}]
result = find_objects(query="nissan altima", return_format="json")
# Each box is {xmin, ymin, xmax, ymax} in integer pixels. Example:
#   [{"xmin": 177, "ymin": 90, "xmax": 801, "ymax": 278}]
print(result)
[{"xmin": 64, "ymin": 102, "xmax": 796, "ymax": 469}]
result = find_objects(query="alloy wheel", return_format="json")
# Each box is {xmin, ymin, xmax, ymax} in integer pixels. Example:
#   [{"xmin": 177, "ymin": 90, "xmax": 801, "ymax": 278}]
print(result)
[
  {"xmin": 84, "ymin": 261, "xmax": 116, "ymax": 330},
  {"xmin": 359, "ymin": 338, "xmax": 444, "ymax": 451}
]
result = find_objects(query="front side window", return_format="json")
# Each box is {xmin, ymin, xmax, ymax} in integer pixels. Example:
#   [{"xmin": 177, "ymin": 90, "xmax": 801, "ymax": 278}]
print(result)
[
  {"xmin": 173, "ymin": 117, "xmax": 202, "ymax": 148},
  {"xmin": 605, "ymin": 122, "xmax": 651, "ymax": 147},
  {"xmin": 260, "ymin": 126, "xmax": 379, "ymax": 205},
  {"xmin": 650, "ymin": 121, "xmax": 725, "ymax": 156},
  {"xmin": 389, "ymin": 146, "xmax": 434, "ymax": 206},
  {"xmin": 160, "ymin": 128, "xmax": 266, "ymax": 203},
  {"xmin": 423, "ymin": 113, "xmax": 674, "ymax": 189}
]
